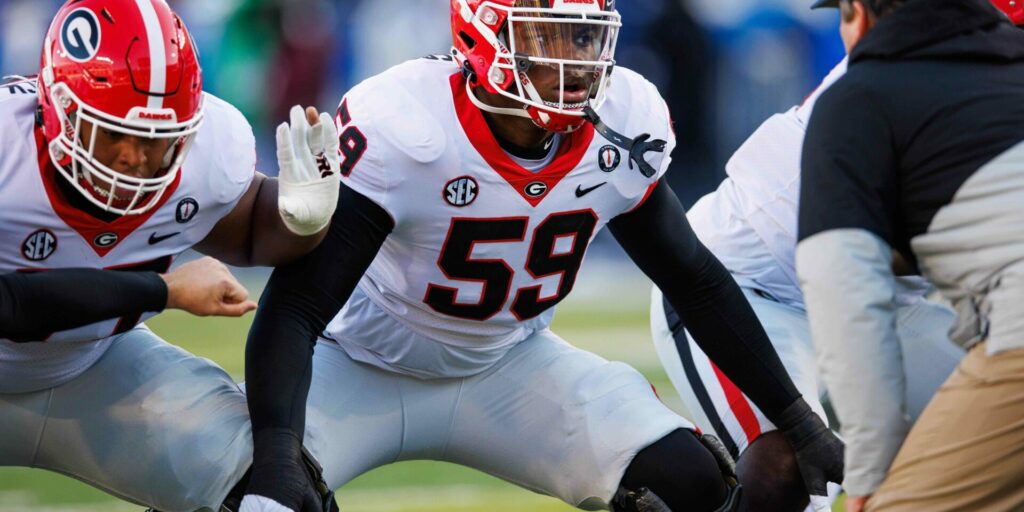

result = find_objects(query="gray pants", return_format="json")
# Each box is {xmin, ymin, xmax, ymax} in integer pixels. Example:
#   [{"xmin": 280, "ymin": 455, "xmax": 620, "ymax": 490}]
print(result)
[
  {"xmin": 0, "ymin": 327, "xmax": 251, "ymax": 512},
  {"xmin": 303, "ymin": 329, "xmax": 688, "ymax": 511}
]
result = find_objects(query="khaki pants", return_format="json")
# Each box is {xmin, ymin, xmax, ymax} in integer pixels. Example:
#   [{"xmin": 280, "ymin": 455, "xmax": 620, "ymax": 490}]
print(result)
[{"xmin": 867, "ymin": 343, "xmax": 1024, "ymax": 512}]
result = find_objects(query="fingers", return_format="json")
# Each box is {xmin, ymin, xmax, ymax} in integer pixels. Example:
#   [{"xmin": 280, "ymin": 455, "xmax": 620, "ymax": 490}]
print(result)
[
  {"xmin": 216, "ymin": 299, "xmax": 258, "ymax": 318},
  {"xmin": 279, "ymin": 105, "xmax": 340, "ymax": 184},
  {"xmin": 845, "ymin": 496, "xmax": 869, "ymax": 512},
  {"xmin": 319, "ymin": 112, "xmax": 340, "ymax": 166},
  {"xmin": 289, "ymin": 105, "xmax": 317, "ymax": 181},
  {"xmin": 308, "ymin": 114, "xmax": 326, "ymax": 163},
  {"xmin": 164, "ymin": 257, "xmax": 258, "ymax": 318},
  {"xmin": 276, "ymin": 122, "xmax": 296, "ymax": 182},
  {"xmin": 221, "ymin": 274, "xmax": 251, "ymax": 303}
]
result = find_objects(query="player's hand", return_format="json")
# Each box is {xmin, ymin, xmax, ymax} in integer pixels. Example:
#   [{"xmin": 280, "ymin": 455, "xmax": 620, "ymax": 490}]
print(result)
[
  {"xmin": 846, "ymin": 495, "xmax": 870, "ymax": 512},
  {"xmin": 277, "ymin": 105, "xmax": 341, "ymax": 236},
  {"xmin": 242, "ymin": 463, "xmax": 328, "ymax": 512},
  {"xmin": 776, "ymin": 398, "xmax": 845, "ymax": 511},
  {"xmin": 245, "ymin": 430, "xmax": 339, "ymax": 512},
  {"xmin": 161, "ymin": 257, "xmax": 257, "ymax": 317}
]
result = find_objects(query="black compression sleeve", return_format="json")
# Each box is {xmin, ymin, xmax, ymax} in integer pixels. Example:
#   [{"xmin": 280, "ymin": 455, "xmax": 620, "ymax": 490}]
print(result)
[
  {"xmin": 0, "ymin": 269, "xmax": 166, "ymax": 341},
  {"xmin": 244, "ymin": 182, "xmax": 393, "ymax": 505},
  {"xmin": 609, "ymin": 180, "xmax": 801, "ymax": 421}
]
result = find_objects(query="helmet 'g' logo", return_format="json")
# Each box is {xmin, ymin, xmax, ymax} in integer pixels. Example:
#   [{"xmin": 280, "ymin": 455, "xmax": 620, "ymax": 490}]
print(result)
[
  {"xmin": 22, "ymin": 229, "xmax": 57, "ymax": 261},
  {"xmin": 61, "ymin": 8, "xmax": 102, "ymax": 63},
  {"xmin": 524, "ymin": 181, "xmax": 548, "ymax": 197},
  {"xmin": 444, "ymin": 177, "xmax": 478, "ymax": 207}
]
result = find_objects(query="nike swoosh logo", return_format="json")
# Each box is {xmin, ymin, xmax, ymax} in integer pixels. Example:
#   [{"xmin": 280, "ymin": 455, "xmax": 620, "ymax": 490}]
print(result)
[
  {"xmin": 575, "ymin": 182, "xmax": 607, "ymax": 198},
  {"xmin": 148, "ymin": 232, "xmax": 181, "ymax": 245}
]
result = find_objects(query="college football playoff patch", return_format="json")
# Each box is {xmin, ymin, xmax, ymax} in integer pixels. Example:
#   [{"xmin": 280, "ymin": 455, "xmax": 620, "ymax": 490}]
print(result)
[{"xmin": 598, "ymin": 145, "xmax": 621, "ymax": 172}]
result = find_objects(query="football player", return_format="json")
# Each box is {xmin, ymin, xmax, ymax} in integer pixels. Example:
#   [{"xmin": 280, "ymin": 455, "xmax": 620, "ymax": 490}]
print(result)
[
  {"xmin": 0, "ymin": 0, "xmax": 339, "ymax": 510},
  {"xmin": 0, "ymin": 256, "xmax": 257, "ymax": 338},
  {"xmin": 651, "ymin": 2, "xmax": 1024, "ymax": 510},
  {"xmin": 240, "ymin": 1, "xmax": 842, "ymax": 511},
  {"xmin": 649, "ymin": 57, "xmax": 963, "ymax": 512}
]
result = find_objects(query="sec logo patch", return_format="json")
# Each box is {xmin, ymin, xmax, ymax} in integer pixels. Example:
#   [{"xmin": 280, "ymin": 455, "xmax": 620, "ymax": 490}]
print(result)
[
  {"xmin": 22, "ymin": 230, "xmax": 57, "ymax": 261},
  {"xmin": 60, "ymin": 8, "xmax": 102, "ymax": 63},
  {"xmin": 444, "ymin": 176, "xmax": 478, "ymax": 207}
]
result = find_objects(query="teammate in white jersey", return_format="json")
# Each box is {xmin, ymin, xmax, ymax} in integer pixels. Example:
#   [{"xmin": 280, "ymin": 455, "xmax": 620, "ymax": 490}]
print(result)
[
  {"xmin": 649, "ymin": 58, "xmax": 964, "ymax": 511},
  {"xmin": 239, "ymin": 1, "xmax": 843, "ymax": 511},
  {"xmin": 0, "ymin": 1, "xmax": 341, "ymax": 511}
]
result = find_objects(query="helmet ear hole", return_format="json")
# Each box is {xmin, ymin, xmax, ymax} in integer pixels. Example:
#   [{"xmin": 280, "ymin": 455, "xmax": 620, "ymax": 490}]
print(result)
[{"xmin": 458, "ymin": 31, "xmax": 476, "ymax": 49}]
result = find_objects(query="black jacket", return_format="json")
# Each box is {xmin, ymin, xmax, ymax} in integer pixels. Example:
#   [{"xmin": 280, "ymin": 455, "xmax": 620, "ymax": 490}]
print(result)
[
  {"xmin": 795, "ymin": 0, "xmax": 1024, "ymax": 495},
  {"xmin": 799, "ymin": 0, "xmax": 1024, "ymax": 264}
]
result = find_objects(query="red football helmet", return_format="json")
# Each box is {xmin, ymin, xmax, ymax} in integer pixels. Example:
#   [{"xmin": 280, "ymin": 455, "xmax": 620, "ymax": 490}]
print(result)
[
  {"xmin": 38, "ymin": 0, "xmax": 203, "ymax": 216},
  {"xmin": 451, "ymin": 0, "xmax": 621, "ymax": 133},
  {"xmin": 991, "ymin": 0, "xmax": 1024, "ymax": 25}
]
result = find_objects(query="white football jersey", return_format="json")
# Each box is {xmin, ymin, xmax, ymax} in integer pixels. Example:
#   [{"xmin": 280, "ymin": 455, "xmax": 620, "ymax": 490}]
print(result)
[
  {"xmin": 0, "ymin": 80, "xmax": 255, "ymax": 393},
  {"xmin": 685, "ymin": 59, "xmax": 931, "ymax": 309},
  {"xmin": 326, "ymin": 57, "xmax": 674, "ymax": 378},
  {"xmin": 685, "ymin": 59, "xmax": 847, "ymax": 309}
]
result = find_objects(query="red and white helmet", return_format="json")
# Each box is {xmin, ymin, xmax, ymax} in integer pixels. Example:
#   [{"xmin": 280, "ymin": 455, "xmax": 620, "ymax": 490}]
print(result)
[
  {"xmin": 451, "ymin": 0, "xmax": 621, "ymax": 133},
  {"xmin": 38, "ymin": 0, "xmax": 203, "ymax": 216},
  {"xmin": 991, "ymin": 0, "xmax": 1024, "ymax": 25}
]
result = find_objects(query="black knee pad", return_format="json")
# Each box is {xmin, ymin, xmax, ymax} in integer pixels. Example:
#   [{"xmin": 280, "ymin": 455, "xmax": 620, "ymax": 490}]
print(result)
[{"xmin": 614, "ymin": 429, "xmax": 742, "ymax": 512}]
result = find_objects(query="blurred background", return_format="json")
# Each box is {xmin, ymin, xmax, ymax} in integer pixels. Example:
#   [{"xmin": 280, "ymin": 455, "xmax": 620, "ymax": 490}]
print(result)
[
  {"xmin": 1, "ymin": 0, "xmax": 844, "ymax": 208},
  {"xmin": 0, "ymin": 0, "xmax": 846, "ymax": 510}
]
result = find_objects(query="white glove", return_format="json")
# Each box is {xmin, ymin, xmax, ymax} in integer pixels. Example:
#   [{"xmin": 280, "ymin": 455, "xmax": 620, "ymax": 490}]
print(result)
[
  {"xmin": 809, "ymin": 495, "xmax": 832, "ymax": 512},
  {"xmin": 277, "ymin": 105, "xmax": 341, "ymax": 236},
  {"xmin": 239, "ymin": 494, "xmax": 294, "ymax": 512}
]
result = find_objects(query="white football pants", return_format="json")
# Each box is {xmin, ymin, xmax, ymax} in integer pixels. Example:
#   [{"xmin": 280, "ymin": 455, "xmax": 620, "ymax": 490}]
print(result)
[
  {"xmin": 650, "ymin": 286, "xmax": 964, "ymax": 456},
  {"xmin": 302, "ymin": 329, "xmax": 690, "ymax": 511}
]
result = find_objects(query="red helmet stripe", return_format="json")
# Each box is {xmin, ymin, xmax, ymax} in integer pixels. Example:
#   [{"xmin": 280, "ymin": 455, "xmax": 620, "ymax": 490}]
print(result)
[{"xmin": 134, "ymin": 0, "xmax": 167, "ymax": 109}]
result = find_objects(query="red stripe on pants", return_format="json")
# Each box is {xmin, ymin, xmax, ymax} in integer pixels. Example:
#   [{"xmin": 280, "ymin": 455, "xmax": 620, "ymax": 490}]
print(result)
[{"xmin": 710, "ymin": 362, "xmax": 762, "ymax": 444}]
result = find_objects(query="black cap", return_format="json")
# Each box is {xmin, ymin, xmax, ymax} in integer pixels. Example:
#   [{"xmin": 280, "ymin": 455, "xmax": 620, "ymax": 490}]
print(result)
[{"xmin": 811, "ymin": 0, "xmax": 839, "ymax": 8}]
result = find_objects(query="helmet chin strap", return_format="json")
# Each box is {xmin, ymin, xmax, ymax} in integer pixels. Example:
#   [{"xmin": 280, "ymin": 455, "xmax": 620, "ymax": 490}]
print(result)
[
  {"xmin": 583, "ymin": 106, "xmax": 666, "ymax": 179},
  {"xmin": 465, "ymin": 80, "xmax": 532, "ymax": 119}
]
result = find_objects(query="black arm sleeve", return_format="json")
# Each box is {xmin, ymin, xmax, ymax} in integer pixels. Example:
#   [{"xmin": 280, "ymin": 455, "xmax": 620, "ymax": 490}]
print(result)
[
  {"xmin": 609, "ymin": 180, "xmax": 801, "ymax": 421},
  {"xmin": 243, "ymin": 183, "xmax": 393, "ymax": 501},
  {"xmin": 0, "ymin": 269, "xmax": 166, "ymax": 340}
]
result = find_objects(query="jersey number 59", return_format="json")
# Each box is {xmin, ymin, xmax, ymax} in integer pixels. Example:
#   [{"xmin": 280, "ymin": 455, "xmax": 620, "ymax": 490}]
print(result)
[{"xmin": 424, "ymin": 210, "xmax": 597, "ymax": 321}]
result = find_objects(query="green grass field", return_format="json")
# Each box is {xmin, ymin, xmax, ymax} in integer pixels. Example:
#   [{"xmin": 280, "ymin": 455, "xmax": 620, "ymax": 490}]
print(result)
[{"xmin": 0, "ymin": 268, "xmax": 846, "ymax": 511}]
